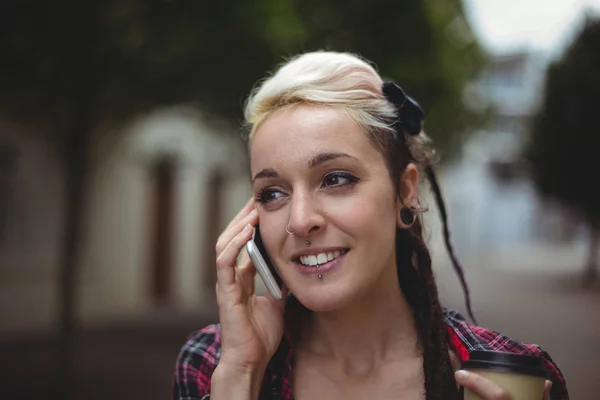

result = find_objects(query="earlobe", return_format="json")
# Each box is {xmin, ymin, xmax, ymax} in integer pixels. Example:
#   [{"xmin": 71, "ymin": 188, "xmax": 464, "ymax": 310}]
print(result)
[{"xmin": 396, "ymin": 204, "xmax": 429, "ymax": 229}]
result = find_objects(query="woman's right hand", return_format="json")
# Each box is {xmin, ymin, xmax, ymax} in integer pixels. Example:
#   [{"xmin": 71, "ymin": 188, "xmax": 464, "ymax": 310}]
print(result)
[
  {"xmin": 455, "ymin": 370, "xmax": 553, "ymax": 400},
  {"xmin": 214, "ymin": 198, "xmax": 287, "ymax": 375}
]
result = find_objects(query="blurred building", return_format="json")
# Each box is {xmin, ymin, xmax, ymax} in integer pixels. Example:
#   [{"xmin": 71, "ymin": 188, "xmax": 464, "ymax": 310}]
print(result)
[
  {"xmin": 0, "ymin": 107, "xmax": 251, "ymax": 337},
  {"xmin": 432, "ymin": 51, "xmax": 584, "ymax": 262}
]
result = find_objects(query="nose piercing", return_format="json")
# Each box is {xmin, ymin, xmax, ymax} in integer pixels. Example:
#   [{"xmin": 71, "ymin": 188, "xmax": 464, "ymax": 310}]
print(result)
[
  {"xmin": 305, "ymin": 240, "xmax": 311, "ymax": 245},
  {"xmin": 285, "ymin": 224, "xmax": 295, "ymax": 235}
]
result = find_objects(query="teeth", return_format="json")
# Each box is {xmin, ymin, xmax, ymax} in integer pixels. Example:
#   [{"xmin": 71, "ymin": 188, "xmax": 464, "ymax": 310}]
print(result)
[{"xmin": 298, "ymin": 250, "xmax": 345, "ymax": 266}]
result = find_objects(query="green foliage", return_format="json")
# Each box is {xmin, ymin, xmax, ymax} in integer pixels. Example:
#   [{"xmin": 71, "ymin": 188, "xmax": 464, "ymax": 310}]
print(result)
[
  {"xmin": 527, "ymin": 17, "xmax": 600, "ymax": 224},
  {"xmin": 273, "ymin": 0, "xmax": 486, "ymax": 155},
  {"xmin": 0, "ymin": 0, "xmax": 483, "ymax": 156}
]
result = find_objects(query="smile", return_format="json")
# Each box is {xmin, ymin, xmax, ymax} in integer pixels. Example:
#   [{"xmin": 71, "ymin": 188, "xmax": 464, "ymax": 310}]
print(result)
[{"xmin": 295, "ymin": 249, "xmax": 350, "ymax": 267}]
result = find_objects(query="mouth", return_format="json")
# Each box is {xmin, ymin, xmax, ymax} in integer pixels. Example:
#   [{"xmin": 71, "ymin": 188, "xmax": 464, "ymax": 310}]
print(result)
[{"xmin": 293, "ymin": 249, "xmax": 350, "ymax": 267}]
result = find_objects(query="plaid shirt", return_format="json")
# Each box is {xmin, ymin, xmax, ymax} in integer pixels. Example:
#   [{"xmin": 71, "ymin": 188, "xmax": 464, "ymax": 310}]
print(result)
[{"xmin": 173, "ymin": 304, "xmax": 569, "ymax": 400}]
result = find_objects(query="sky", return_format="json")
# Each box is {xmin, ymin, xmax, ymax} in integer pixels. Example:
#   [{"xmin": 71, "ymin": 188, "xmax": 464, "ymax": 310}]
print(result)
[{"xmin": 463, "ymin": 0, "xmax": 600, "ymax": 56}]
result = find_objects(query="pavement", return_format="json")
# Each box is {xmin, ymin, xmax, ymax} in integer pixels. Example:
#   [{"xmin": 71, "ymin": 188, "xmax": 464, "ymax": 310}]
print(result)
[
  {"xmin": 0, "ymin": 310, "xmax": 219, "ymax": 400},
  {"xmin": 433, "ymin": 243, "xmax": 600, "ymax": 400},
  {"xmin": 0, "ymin": 243, "xmax": 598, "ymax": 400}
]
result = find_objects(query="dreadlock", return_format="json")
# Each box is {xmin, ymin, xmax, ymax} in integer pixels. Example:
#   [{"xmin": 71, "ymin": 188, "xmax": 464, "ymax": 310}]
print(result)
[
  {"xmin": 379, "ymin": 122, "xmax": 476, "ymax": 400},
  {"xmin": 425, "ymin": 166, "xmax": 478, "ymax": 325}
]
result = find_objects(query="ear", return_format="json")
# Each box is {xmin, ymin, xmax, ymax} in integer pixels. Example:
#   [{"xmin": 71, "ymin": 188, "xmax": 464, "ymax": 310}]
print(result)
[{"xmin": 396, "ymin": 163, "xmax": 419, "ymax": 229}]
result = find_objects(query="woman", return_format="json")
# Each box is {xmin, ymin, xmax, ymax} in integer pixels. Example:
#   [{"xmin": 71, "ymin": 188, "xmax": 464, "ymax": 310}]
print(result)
[{"xmin": 173, "ymin": 51, "xmax": 568, "ymax": 399}]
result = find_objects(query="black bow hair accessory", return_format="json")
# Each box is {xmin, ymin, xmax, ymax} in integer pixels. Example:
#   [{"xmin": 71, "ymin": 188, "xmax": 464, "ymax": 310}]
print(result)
[{"xmin": 382, "ymin": 81, "xmax": 424, "ymax": 136}]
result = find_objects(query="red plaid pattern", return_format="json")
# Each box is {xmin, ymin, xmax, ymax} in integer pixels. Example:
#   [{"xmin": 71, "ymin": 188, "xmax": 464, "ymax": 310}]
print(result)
[{"xmin": 173, "ymin": 307, "xmax": 569, "ymax": 400}]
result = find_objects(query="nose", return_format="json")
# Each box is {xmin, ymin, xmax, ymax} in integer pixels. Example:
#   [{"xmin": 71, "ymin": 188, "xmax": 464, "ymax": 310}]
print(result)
[{"xmin": 286, "ymin": 191, "xmax": 326, "ymax": 238}]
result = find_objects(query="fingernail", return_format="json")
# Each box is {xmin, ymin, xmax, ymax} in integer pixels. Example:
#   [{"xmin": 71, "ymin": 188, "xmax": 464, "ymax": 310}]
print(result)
[
  {"xmin": 243, "ymin": 224, "xmax": 252, "ymax": 234},
  {"xmin": 249, "ymin": 208, "xmax": 258, "ymax": 217},
  {"xmin": 455, "ymin": 370, "xmax": 469, "ymax": 379}
]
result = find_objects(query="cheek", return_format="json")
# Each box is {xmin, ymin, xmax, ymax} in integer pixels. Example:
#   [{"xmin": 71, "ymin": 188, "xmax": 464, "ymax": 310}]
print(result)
[
  {"xmin": 256, "ymin": 212, "xmax": 284, "ymax": 259},
  {"xmin": 327, "ymin": 189, "xmax": 397, "ymax": 235}
]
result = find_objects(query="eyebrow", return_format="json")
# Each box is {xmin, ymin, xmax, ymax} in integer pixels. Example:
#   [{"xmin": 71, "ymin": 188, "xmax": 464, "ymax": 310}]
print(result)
[
  {"xmin": 252, "ymin": 152, "xmax": 358, "ymax": 182},
  {"xmin": 308, "ymin": 152, "xmax": 357, "ymax": 168},
  {"xmin": 252, "ymin": 168, "xmax": 279, "ymax": 182}
]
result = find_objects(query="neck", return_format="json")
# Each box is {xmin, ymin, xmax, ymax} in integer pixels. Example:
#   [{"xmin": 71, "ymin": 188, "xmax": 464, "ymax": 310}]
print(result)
[{"xmin": 298, "ymin": 260, "xmax": 419, "ymax": 367}]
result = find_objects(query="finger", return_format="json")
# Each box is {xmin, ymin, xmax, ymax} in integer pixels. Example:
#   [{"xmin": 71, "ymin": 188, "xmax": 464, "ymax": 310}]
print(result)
[
  {"xmin": 216, "ymin": 224, "xmax": 254, "ymax": 293},
  {"xmin": 216, "ymin": 208, "xmax": 258, "ymax": 255},
  {"xmin": 236, "ymin": 249, "xmax": 256, "ymax": 296},
  {"xmin": 238, "ymin": 244, "xmax": 252, "ymax": 266},
  {"xmin": 455, "ymin": 370, "xmax": 511, "ymax": 400},
  {"xmin": 542, "ymin": 380, "xmax": 552, "ymax": 400}
]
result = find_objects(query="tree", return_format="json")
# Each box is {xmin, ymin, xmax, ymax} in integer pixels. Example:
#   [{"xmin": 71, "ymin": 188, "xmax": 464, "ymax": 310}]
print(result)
[
  {"xmin": 0, "ymin": 2, "xmax": 279, "ymax": 398},
  {"xmin": 0, "ymin": 1, "xmax": 482, "ymax": 397},
  {"xmin": 290, "ymin": 0, "xmax": 485, "ymax": 154},
  {"xmin": 527, "ymin": 17, "xmax": 600, "ymax": 284}
]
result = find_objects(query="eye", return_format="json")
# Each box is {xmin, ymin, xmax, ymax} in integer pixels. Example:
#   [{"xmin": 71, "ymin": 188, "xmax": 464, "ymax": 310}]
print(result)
[
  {"xmin": 322, "ymin": 172, "xmax": 359, "ymax": 188},
  {"xmin": 255, "ymin": 188, "xmax": 285, "ymax": 204}
]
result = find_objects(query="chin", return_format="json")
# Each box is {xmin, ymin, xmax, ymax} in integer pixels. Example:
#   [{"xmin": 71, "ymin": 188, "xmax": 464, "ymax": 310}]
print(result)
[{"xmin": 290, "ymin": 282, "xmax": 356, "ymax": 313}]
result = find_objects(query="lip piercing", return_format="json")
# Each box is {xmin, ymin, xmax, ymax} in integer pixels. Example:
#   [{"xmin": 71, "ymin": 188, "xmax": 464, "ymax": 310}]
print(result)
[
  {"xmin": 318, "ymin": 274, "xmax": 323, "ymax": 279},
  {"xmin": 305, "ymin": 240, "xmax": 311, "ymax": 245},
  {"xmin": 285, "ymin": 224, "xmax": 295, "ymax": 235}
]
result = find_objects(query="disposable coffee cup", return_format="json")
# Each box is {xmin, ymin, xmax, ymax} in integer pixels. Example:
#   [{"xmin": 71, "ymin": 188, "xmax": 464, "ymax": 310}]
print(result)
[{"xmin": 462, "ymin": 350, "xmax": 548, "ymax": 400}]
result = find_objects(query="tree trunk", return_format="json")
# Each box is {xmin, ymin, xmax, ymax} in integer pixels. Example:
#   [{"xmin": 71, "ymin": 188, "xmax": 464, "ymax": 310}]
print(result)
[
  {"xmin": 55, "ymin": 121, "xmax": 91, "ymax": 400},
  {"xmin": 51, "ymin": 3, "xmax": 99, "ymax": 397},
  {"xmin": 584, "ymin": 222, "xmax": 599, "ymax": 286}
]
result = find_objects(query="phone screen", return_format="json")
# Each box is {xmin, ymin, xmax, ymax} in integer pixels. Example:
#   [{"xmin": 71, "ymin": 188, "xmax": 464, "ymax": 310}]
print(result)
[{"xmin": 253, "ymin": 225, "xmax": 283, "ymax": 288}]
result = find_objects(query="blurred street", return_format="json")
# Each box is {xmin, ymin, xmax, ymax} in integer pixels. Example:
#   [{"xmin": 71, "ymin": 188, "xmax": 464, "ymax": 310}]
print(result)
[
  {"xmin": 0, "ymin": 308, "xmax": 219, "ymax": 400},
  {"xmin": 435, "ymin": 242, "xmax": 600, "ymax": 400},
  {"xmin": 0, "ymin": 243, "xmax": 597, "ymax": 400}
]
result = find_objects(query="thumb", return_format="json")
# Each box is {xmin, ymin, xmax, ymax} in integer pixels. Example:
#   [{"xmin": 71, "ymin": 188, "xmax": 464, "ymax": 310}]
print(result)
[
  {"xmin": 542, "ymin": 380, "xmax": 553, "ymax": 400},
  {"xmin": 237, "ymin": 249, "xmax": 256, "ymax": 295}
]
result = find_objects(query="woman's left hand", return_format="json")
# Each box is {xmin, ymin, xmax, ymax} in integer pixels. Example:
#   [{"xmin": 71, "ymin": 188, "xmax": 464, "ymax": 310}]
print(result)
[{"xmin": 455, "ymin": 370, "xmax": 553, "ymax": 400}]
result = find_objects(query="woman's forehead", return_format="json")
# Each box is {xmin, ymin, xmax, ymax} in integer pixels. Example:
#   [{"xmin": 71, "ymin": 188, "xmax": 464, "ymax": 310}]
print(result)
[{"xmin": 249, "ymin": 105, "xmax": 377, "ymax": 165}]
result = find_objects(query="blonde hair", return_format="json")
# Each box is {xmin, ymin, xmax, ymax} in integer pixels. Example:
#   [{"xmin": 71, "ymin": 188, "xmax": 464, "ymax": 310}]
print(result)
[
  {"xmin": 243, "ymin": 51, "xmax": 432, "ymax": 164},
  {"xmin": 243, "ymin": 51, "xmax": 399, "ymax": 138}
]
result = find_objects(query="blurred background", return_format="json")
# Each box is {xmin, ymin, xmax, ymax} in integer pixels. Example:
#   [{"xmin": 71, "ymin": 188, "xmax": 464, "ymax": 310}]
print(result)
[{"xmin": 0, "ymin": 0, "xmax": 599, "ymax": 399}]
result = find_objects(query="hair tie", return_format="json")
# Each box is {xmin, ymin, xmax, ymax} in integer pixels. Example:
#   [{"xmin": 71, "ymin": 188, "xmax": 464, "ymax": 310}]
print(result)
[{"xmin": 382, "ymin": 81, "xmax": 425, "ymax": 136}]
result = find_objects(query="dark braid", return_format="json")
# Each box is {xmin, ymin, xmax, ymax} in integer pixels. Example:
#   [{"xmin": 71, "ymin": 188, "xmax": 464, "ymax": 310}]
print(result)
[
  {"xmin": 396, "ymin": 222, "xmax": 459, "ymax": 400},
  {"xmin": 364, "ymin": 118, "xmax": 474, "ymax": 399},
  {"xmin": 425, "ymin": 166, "xmax": 478, "ymax": 325}
]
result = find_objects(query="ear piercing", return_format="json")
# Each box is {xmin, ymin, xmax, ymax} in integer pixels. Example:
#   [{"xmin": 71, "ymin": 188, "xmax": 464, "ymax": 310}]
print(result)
[
  {"xmin": 400, "ymin": 205, "xmax": 429, "ymax": 226},
  {"xmin": 400, "ymin": 207, "xmax": 416, "ymax": 225}
]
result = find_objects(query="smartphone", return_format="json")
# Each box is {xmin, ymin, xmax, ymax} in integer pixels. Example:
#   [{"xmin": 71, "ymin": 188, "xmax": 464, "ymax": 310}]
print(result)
[{"xmin": 245, "ymin": 225, "xmax": 283, "ymax": 300}]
